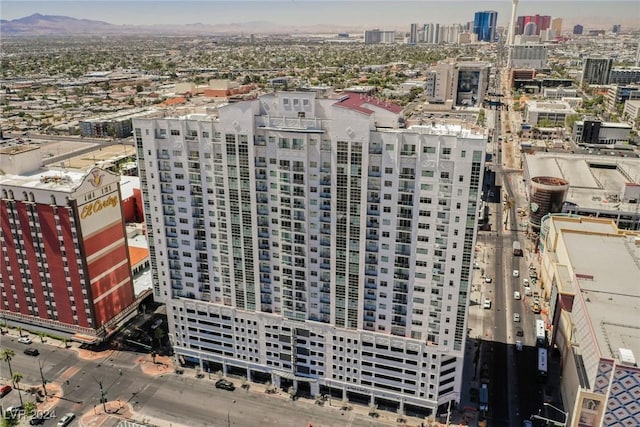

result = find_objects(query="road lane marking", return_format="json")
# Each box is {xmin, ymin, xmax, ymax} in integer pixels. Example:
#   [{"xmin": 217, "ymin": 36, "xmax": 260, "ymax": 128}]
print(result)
[{"xmin": 58, "ymin": 365, "xmax": 81, "ymax": 383}]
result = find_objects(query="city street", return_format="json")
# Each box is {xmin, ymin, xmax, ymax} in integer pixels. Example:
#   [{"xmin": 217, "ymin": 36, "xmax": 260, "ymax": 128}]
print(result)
[
  {"xmin": 483, "ymin": 70, "xmax": 552, "ymax": 427},
  {"xmin": 1, "ymin": 333, "xmax": 401, "ymax": 427},
  {"xmin": 457, "ymin": 63, "xmax": 554, "ymax": 427}
]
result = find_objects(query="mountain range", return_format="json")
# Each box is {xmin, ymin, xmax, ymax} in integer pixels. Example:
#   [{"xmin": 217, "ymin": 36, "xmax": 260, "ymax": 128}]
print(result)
[{"xmin": 0, "ymin": 13, "xmax": 358, "ymax": 35}]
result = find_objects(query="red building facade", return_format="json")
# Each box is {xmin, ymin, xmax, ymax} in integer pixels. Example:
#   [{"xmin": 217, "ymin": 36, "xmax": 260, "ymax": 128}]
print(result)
[
  {"xmin": 516, "ymin": 15, "xmax": 552, "ymax": 36},
  {"xmin": 0, "ymin": 166, "xmax": 135, "ymax": 341}
]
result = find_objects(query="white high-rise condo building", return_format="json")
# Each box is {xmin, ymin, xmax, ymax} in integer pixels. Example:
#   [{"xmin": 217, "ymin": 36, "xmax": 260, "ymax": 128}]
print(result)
[{"xmin": 134, "ymin": 91, "xmax": 486, "ymax": 416}]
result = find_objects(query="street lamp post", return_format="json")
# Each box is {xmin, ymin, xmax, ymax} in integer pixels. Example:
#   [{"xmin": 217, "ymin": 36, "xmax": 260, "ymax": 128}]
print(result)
[
  {"xmin": 531, "ymin": 403, "xmax": 568, "ymax": 427},
  {"xmin": 544, "ymin": 402, "xmax": 568, "ymax": 426}
]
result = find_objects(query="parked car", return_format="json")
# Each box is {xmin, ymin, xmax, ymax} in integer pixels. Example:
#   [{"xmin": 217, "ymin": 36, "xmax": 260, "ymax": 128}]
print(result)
[
  {"xmin": 18, "ymin": 336, "xmax": 32, "ymax": 344},
  {"xmin": 524, "ymin": 286, "xmax": 532, "ymax": 296},
  {"xmin": 483, "ymin": 299, "xmax": 491, "ymax": 309},
  {"xmin": 215, "ymin": 379, "xmax": 235, "ymax": 391},
  {"xmin": 57, "ymin": 413, "xmax": 75, "ymax": 427},
  {"xmin": 0, "ymin": 385, "xmax": 11, "ymax": 398},
  {"xmin": 24, "ymin": 348, "xmax": 39, "ymax": 356},
  {"xmin": 485, "ymin": 275, "xmax": 492, "ymax": 283},
  {"xmin": 514, "ymin": 291, "xmax": 521, "ymax": 300}
]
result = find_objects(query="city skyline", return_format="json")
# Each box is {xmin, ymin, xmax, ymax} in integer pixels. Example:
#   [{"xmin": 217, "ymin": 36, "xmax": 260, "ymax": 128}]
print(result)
[
  {"xmin": 1, "ymin": 0, "xmax": 640, "ymax": 423},
  {"xmin": 2, "ymin": 1, "xmax": 638, "ymax": 31}
]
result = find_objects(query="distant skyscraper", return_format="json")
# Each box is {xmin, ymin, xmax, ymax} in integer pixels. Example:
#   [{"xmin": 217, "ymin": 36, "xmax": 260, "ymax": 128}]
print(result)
[
  {"xmin": 473, "ymin": 10, "xmax": 498, "ymax": 42},
  {"xmin": 364, "ymin": 29, "xmax": 381, "ymax": 44},
  {"xmin": 612, "ymin": 24, "xmax": 621, "ymax": 34},
  {"xmin": 409, "ymin": 23, "xmax": 419, "ymax": 44},
  {"xmin": 423, "ymin": 23, "xmax": 440, "ymax": 44},
  {"xmin": 550, "ymin": 18, "xmax": 563, "ymax": 35},
  {"xmin": 365, "ymin": 29, "xmax": 396, "ymax": 44},
  {"xmin": 573, "ymin": 24, "xmax": 584, "ymax": 35},
  {"xmin": 515, "ymin": 15, "xmax": 551, "ymax": 36},
  {"xmin": 581, "ymin": 57, "xmax": 614, "ymax": 85}
]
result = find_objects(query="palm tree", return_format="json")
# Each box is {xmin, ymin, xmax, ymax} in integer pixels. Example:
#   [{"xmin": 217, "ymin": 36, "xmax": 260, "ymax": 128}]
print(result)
[
  {"xmin": 1, "ymin": 348, "xmax": 15, "ymax": 382},
  {"xmin": 153, "ymin": 327, "xmax": 165, "ymax": 350},
  {"xmin": 13, "ymin": 372, "xmax": 24, "ymax": 406}
]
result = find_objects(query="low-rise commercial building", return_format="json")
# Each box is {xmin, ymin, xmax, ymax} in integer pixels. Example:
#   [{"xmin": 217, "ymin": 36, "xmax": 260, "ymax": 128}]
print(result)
[
  {"xmin": 572, "ymin": 120, "xmax": 632, "ymax": 145},
  {"xmin": 609, "ymin": 67, "xmax": 640, "ymax": 85},
  {"xmin": 623, "ymin": 100, "xmax": 640, "ymax": 128},
  {"xmin": 542, "ymin": 87, "xmax": 577, "ymax": 100},
  {"xmin": 523, "ymin": 151, "xmax": 640, "ymax": 230},
  {"xmin": 605, "ymin": 85, "xmax": 640, "ymax": 111},
  {"xmin": 523, "ymin": 101, "xmax": 576, "ymax": 127},
  {"xmin": 538, "ymin": 216, "xmax": 640, "ymax": 426},
  {"xmin": 79, "ymin": 108, "xmax": 149, "ymax": 139}
]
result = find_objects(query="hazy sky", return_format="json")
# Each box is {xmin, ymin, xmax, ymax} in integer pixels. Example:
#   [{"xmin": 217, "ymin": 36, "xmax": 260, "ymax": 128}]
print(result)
[{"xmin": 2, "ymin": 1, "xmax": 639, "ymax": 29}]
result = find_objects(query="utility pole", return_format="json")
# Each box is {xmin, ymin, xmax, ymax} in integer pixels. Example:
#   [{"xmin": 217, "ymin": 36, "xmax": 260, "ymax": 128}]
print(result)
[
  {"xmin": 92, "ymin": 377, "xmax": 107, "ymax": 413},
  {"xmin": 38, "ymin": 358, "xmax": 47, "ymax": 399}
]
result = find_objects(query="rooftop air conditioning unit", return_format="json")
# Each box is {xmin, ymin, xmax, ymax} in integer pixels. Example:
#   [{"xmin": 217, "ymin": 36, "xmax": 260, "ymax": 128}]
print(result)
[{"xmin": 619, "ymin": 348, "xmax": 637, "ymax": 366}]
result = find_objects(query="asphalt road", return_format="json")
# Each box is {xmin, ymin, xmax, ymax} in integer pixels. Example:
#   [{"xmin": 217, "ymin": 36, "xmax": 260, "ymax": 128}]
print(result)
[
  {"xmin": 480, "ymin": 72, "xmax": 547, "ymax": 426},
  {"xmin": 1, "ymin": 336, "xmax": 392, "ymax": 427}
]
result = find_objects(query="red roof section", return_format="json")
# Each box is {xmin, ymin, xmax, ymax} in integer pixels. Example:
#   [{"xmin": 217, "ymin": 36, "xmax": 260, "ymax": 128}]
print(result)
[
  {"xmin": 128, "ymin": 246, "xmax": 149, "ymax": 267},
  {"xmin": 334, "ymin": 92, "xmax": 403, "ymax": 115},
  {"xmin": 161, "ymin": 96, "xmax": 187, "ymax": 107}
]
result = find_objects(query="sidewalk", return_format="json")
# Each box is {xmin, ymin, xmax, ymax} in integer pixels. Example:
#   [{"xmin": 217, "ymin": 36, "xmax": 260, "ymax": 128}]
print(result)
[
  {"xmin": 164, "ymin": 366, "xmax": 456, "ymax": 427},
  {"xmin": 137, "ymin": 354, "xmax": 173, "ymax": 376},
  {"xmin": 3, "ymin": 327, "xmax": 470, "ymax": 426},
  {"xmin": 79, "ymin": 400, "xmax": 136, "ymax": 427}
]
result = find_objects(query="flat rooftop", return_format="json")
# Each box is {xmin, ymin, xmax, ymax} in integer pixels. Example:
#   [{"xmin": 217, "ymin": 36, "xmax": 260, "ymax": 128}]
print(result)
[
  {"xmin": 562, "ymin": 230, "xmax": 640, "ymax": 362},
  {"xmin": 526, "ymin": 100, "xmax": 573, "ymax": 111},
  {"xmin": 0, "ymin": 167, "xmax": 87, "ymax": 193},
  {"xmin": 403, "ymin": 123, "xmax": 486, "ymax": 139},
  {"xmin": 524, "ymin": 152, "xmax": 640, "ymax": 211},
  {"xmin": 0, "ymin": 143, "xmax": 40, "ymax": 156}
]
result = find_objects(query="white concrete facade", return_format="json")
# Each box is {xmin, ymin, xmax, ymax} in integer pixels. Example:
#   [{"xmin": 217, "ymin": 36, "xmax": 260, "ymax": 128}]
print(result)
[
  {"xmin": 133, "ymin": 91, "xmax": 486, "ymax": 415},
  {"xmin": 510, "ymin": 44, "xmax": 548, "ymax": 69},
  {"xmin": 524, "ymin": 100, "xmax": 576, "ymax": 127}
]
